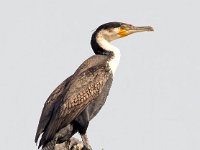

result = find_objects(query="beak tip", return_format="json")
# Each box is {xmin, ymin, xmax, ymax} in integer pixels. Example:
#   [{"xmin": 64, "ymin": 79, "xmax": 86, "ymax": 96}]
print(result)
[{"xmin": 148, "ymin": 26, "xmax": 154, "ymax": 32}]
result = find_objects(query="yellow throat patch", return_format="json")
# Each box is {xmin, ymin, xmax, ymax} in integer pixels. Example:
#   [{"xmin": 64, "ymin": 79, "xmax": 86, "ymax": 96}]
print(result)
[{"xmin": 118, "ymin": 28, "xmax": 128, "ymax": 37}]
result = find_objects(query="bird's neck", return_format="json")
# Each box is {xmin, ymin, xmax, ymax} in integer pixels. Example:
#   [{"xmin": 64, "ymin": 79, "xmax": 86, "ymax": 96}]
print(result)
[{"xmin": 91, "ymin": 32, "xmax": 121, "ymax": 74}]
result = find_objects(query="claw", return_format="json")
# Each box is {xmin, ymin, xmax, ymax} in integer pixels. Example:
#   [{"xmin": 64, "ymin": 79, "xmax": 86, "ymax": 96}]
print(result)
[{"xmin": 81, "ymin": 134, "xmax": 92, "ymax": 150}]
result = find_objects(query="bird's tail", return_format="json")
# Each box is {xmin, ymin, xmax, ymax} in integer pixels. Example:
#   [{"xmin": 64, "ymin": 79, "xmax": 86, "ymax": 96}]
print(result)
[{"xmin": 42, "ymin": 140, "xmax": 56, "ymax": 150}]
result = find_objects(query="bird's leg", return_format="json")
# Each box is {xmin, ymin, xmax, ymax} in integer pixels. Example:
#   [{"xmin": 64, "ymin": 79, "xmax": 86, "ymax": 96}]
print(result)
[
  {"xmin": 75, "ymin": 109, "xmax": 91, "ymax": 150},
  {"xmin": 64, "ymin": 140, "xmax": 70, "ymax": 150},
  {"xmin": 81, "ymin": 134, "xmax": 92, "ymax": 150}
]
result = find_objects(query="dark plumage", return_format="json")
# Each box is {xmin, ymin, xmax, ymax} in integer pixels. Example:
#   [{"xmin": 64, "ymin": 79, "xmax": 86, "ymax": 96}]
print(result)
[
  {"xmin": 35, "ymin": 55, "xmax": 113, "ymax": 149},
  {"xmin": 35, "ymin": 22, "xmax": 153, "ymax": 150}
]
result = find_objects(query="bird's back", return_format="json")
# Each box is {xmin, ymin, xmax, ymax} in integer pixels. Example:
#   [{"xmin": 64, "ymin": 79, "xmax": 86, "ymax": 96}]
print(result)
[{"xmin": 35, "ymin": 54, "xmax": 113, "ymax": 148}]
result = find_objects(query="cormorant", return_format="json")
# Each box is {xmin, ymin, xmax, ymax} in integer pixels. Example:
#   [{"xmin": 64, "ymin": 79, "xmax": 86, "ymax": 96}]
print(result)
[{"xmin": 35, "ymin": 22, "xmax": 153, "ymax": 150}]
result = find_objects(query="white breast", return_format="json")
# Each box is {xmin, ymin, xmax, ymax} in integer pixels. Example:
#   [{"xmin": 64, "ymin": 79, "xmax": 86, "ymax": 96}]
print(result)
[
  {"xmin": 96, "ymin": 32, "xmax": 121, "ymax": 75},
  {"xmin": 108, "ymin": 48, "xmax": 120, "ymax": 74}
]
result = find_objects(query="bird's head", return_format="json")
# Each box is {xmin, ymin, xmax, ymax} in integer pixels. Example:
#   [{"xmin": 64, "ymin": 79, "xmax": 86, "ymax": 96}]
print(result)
[
  {"xmin": 93, "ymin": 22, "xmax": 154, "ymax": 42},
  {"xmin": 91, "ymin": 22, "xmax": 154, "ymax": 56}
]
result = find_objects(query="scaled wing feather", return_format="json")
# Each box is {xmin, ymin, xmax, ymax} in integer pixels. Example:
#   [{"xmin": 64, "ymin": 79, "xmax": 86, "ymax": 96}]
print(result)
[
  {"xmin": 35, "ymin": 76, "xmax": 72, "ymax": 143},
  {"xmin": 43, "ymin": 65, "xmax": 110, "ymax": 142}
]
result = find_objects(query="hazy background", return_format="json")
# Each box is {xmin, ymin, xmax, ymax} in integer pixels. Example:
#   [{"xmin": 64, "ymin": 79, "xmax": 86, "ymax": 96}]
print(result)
[{"xmin": 0, "ymin": 0, "xmax": 200, "ymax": 150}]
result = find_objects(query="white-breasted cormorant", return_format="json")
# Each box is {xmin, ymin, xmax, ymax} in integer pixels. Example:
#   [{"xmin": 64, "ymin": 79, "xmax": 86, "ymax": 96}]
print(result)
[{"xmin": 35, "ymin": 22, "xmax": 153, "ymax": 150}]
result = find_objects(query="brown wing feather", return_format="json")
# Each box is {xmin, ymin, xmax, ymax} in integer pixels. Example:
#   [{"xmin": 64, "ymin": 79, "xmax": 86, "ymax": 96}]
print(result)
[
  {"xmin": 42, "ymin": 65, "xmax": 111, "ymax": 142},
  {"xmin": 35, "ymin": 75, "xmax": 72, "ymax": 143}
]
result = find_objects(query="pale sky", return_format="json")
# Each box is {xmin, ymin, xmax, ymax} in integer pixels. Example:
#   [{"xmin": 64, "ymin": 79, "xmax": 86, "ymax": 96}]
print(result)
[{"xmin": 0, "ymin": 0, "xmax": 200, "ymax": 150}]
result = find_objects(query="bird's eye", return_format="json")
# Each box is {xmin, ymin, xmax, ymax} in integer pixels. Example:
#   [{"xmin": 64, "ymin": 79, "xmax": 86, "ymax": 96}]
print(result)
[{"xmin": 120, "ymin": 25, "xmax": 126, "ymax": 29}]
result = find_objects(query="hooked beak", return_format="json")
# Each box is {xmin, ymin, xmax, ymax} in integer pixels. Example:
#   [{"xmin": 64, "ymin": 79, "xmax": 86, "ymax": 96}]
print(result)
[
  {"xmin": 131, "ymin": 26, "xmax": 154, "ymax": 33},
  {"xmin": 130, "ymin": 26, "xmax": 154, "ymax": 33},
  {"xmin": 118, "ymin": 24, "xmax": 154, "ymax": 37}
]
